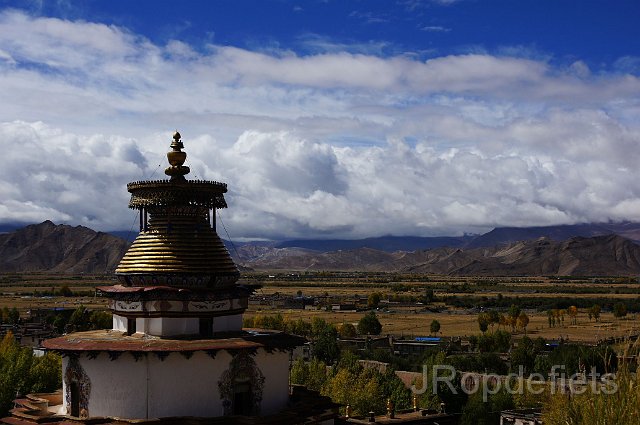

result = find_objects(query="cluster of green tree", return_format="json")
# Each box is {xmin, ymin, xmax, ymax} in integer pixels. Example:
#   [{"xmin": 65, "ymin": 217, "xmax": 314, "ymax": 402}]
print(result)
[
  {"xmin": 244, "ymin": 315, "xmax": 341, "ymax": 363},
  {"xmin": 547, "ymin": 306, "xmax": 578, "ymax": 327},
  {"xmin": 56, "ymin": 285, "xmax": 73, "ymax": 297},
  {"xmin": 550, "ymin": 276, "xmax": 634, "ymax": 283},
  {"xmin": 537, "ymin": 286, "xmax": 640, "ymax": 294},
  {"xmin": 448, "ymin": 353, "xmax": 509, "ymax": 375},
  {"xmin": 0, "ymin": 274, "xmax": 23, "ymax": 284},
  {"xmin": 360, "ymin": 347, "xmax": 421, "ymax": 372},
  {"xmin": 509, "ymin": 336, "xmax": 616, "ymax": 377},
  {"xmin": 612, "ymin": 302, "xmax": 628, "ymax": 318},
  {"xmin": 390, "ymin": 283, "xmax": 413, "ymax": 293},
  {"xmin": 547, "ymin": 304, "xmax": 615, "ymax": 326},
  {"xmin": 291, "ymin": 319, "xmax": 622, "ymax": 422},
  {"xmin": 459, "ymin": 386, "xmax": 515, "ymax": 425},
  {"xmin": 357, "ymin": 311, "xmax": 382, "ymax": 335},
  {"xmin": 0, "ymin": 307, "xmax": 20, "ymax": 325},
  {"xmin": 446, "ymin": 295, "xmax": 640, "ymax": 313},
  {"xmin": 245, "ymin": 312, "xmax": 382, "ymax": 336},
  {"xmin": 545, "ymin": 303, "xmax": 627, "ymax": 328},
  {"xmin": 0, "ymin": 332, "xmax": 62, "ymax": 415},
  {"xmin": 587, "ymin": 304, "xmax": 601, "ymax": 321},
  {"xmin": 430, "ymin": 319, "xmax": 441, "ymax": 335},
  {"xmin": 244, "ymin": 313, "xmax": 383, "ymax": 363},
  {"xmin": 438, "ymin": 281, "xmax": 640, "ymax": 295},
  {"xmin": 65, "ymin": 306, "xmax": 112, "ymax": 332},
  {"xmin": 28, "ymin": 286, "xmax": 96, "ymax": 298},
  {"xmin": 468, "ymin": 330, "xmax": 512, "ymax": 353},
  {"xmin": 293, "ymin": 341, "xmax": 510, "ymax": 420},
  {"xmin": 412, "ymin": 344, "xmax": 621, "ymax": 425},
  {"xmin": 43, "ymin": 306, "xmax": 112, "ymax": 334},
  {"xmin": 291, "ymin": 350, "xmax": 413, "ymax": 416},
  {"xmin": 411, "ymin": 351, "xmax": 471, "ymax": 419},
  {"xmin": 421, "ymin": 289, "xmax": 437, "ymax": 304},
  {"xmin": 477, "ymin": 306, "xmax": 529, "ymax": 334},
  {"xmin": 465, "ymin": 329, "xmax": 618, "ymax": 379},
  {"xmin": 539, "ymin": 343, "xmax": 616, "ymax": 377},
  {"xmin": 365, "ymin": 289, "xmax": 437, "ymax": 307}
]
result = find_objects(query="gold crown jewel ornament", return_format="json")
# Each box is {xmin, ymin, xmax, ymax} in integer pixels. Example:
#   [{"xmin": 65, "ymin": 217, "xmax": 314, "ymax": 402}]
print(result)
[{"xmin": 165, "ymin": 130, "xmax": 191, "ymax": 181}]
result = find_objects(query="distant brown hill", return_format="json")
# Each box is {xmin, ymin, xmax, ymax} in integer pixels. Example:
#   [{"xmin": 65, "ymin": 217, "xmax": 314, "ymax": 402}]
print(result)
[
  {"xmin": 0, "ymin": 221, "xmax": 129, "ymax": 273},
  {"xmin": 2, "ymin": 221, "xmax": 640, "ymax": 276},
  {"xmin": 229, "ymin": 222, "xmax": 640, "ymax": 253},
  {"xmin": 241, "ymin": 235, "xmax": 640, "ymax": 276},
  {"xmin": 465, "ymin": 222, "xmax": 640, "ymax": 248},
  {"xmin": 406, "ymin": 235, "xmax": 640, "ymax": 276}
]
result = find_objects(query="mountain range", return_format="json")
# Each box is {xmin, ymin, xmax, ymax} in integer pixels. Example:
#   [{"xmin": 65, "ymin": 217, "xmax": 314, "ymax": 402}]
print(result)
[
  {"xmin": 226, "ymin": 222, "xmax": 640, "ymax": 254},
  {"xmin": 1, "ymin": 221, "xmax": 640, "ymax": 276},
  {"xmin": 234, "ymin": 235, "xmax": 640, "ymax": 276},
  {"xmin": 0, "ymin": 220, "xmax": 129, "ymax": 273}
]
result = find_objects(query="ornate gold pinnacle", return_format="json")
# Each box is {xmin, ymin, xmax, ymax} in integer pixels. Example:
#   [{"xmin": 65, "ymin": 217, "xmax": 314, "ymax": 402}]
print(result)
[{"xmin": 165, "ymin": 130, "xmax": 191, "ymax": 180}]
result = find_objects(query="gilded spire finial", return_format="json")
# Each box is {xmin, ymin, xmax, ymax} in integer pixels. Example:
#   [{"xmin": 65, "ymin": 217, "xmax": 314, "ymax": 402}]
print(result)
[{"xmin": 165, "ymin": 130, "xmax": 190, "ymax": 180}]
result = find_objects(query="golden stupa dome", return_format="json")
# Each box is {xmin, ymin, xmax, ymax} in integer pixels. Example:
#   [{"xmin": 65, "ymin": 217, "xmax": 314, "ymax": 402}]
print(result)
[{"xmin": 115, "ymin": 132, "xmax": 239, "ymax": 288}]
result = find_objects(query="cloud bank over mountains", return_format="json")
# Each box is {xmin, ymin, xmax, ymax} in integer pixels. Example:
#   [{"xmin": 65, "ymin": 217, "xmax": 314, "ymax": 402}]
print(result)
[{"xmin": 0, "ymin": 10, "xmax": 639, "ymax": 239}]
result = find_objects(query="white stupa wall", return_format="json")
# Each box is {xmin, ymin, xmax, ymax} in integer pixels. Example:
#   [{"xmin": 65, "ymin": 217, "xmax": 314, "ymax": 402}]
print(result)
[
  {"xmin": 112, "ymin": 315, "xmax": 127, "ymax": 332},
  {"xmin": 146, "ymin": 317, "xmax": 199, "ymax": 336},
  {"xmin": 213, "ymin": 314, "xmax": 242, "ymax": 333},
  {"xmin": 63, "ymin": 348, "xmax": 291, "ymax": 419},
  {"xmin": 112, "ymin": 314, "xmax": 243, "ymax": 337},
  {"xmin": 147, "ymin": 350, "xmax": 232, "ymax": 417},
  {"xmin": 255, "ymin": 349, "xmax": 290, "ymax": 415},
  {"xmin": 62, "ymin": 354, "xmax": 148, "ymax": 418}
]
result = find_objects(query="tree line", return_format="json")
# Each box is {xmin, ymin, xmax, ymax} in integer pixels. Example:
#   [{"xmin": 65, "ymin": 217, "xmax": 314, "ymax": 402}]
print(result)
[
  {"xmin": 281, "ymin": 309, "xmax": 620, "ymax": 423},
  {"xmin": 0, "ymin": 332, "xmax": 62, "ymax": 415}
]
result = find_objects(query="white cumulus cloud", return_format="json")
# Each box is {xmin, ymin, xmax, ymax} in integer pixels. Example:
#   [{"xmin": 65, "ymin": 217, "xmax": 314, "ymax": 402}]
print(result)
[{"xmin": 0, "ymin": 10, "xmax": 638, "ymax": 239}]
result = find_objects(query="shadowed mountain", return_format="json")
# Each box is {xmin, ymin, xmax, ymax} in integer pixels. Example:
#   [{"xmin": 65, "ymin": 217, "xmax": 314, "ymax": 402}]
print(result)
[
  {"xmin": 275, "ymin": 235, "xmax": 473, "ymax": 252},
  {"xmin": 466, "ymin": 223, "xmax": 640, "ymax": 248},
  {"xmin": 3, "ymin": 221, "xmax": 640, "ymax": 276},
  {"xmin": 0, "ymin": 221, "xmax": 129, "ymax": 273},
  {"xmin": 407, "ymin": 235, "xmax": 640, "ymax": 276},
  {"xmin": 241, "ymin": 223, "xmax": 640, "ymax": 253},
  {"xmin": 241, "ymin": 235, "xmax": 640, "ymax": 276}
]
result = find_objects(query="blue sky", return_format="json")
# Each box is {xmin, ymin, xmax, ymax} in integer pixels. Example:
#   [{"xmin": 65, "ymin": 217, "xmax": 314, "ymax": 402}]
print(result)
[
  {"xmin": 0, "ymin": 0, "xmax": 639, "ymax": 239},
  {"xmin": 13, "ymin": 0, "xmax": 639, "ymax": 64}
]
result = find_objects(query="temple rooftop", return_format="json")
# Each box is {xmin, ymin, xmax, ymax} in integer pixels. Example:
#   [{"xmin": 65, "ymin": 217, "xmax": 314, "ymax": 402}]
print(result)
[{"xmin": 43, "ymin": 329, "xmax": 304, "ymax": 353}]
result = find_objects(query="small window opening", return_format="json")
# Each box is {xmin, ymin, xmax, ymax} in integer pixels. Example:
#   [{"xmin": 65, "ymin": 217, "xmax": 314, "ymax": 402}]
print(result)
[
  {"xmin": 233, "ymin": 381, "xmax": 252, "ymax": 415},
  {"xmin": 69, "ymin": 382, "xmax": 80, "ymax": 417},
  {"xmin": 126, "ymin": 318, "xmax": 136, "ymax": 336},
  {"xmin": 199, "ymin": 317, "xmax": 213, "ymax": 338}
]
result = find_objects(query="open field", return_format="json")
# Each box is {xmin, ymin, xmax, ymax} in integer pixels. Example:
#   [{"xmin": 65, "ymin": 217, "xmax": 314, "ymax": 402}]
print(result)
[
  {"xmin": 245, "ymin": 307, "xmax": 639, "ymax": 342},
  {"xmin": 1, "ymin": 272, "xmax": 639, "ymax": 343},
  {"xmin": 244, "ymin": 272, "xmax": 640, "ymax": 343},
  {"xmin": 0, "ymin": 273, "xmax": 112, "ymax": 313},
  {"xmin": 0, "ymin": 294, "xmax": 107, "ymax": 313}
]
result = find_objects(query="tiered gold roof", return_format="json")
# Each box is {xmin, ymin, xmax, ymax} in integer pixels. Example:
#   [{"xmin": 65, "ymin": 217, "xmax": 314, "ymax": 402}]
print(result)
[{"xmin": 115, "ymin": 132, "xmax": 239, "ymax": 287}]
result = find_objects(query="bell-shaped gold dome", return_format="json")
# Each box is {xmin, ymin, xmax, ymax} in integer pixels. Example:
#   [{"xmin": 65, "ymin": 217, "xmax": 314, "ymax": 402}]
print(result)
[
  {"xmin": 115, "ymin": 132, "xmax": 239, "ymax": 288},
  {"xmin": 116, "ymin": 210, "xmax": 238, "ymax": 287}
]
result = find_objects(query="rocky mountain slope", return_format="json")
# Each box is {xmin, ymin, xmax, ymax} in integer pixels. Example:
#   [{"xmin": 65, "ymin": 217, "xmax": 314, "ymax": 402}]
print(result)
[
  {"xmin": 2, "ymin": 221, "xmax": 639, "ymax": 276},
  {"xmin": 0, "ymin": 221, "xmax": 129, "ymax": 273},
  {"xmin": 239, "ymin": 235, "xmax": 640, "ymax": 276},
  {"xmin": 466, "ymin": 222, "xmax": 640, "ymax": 248},
  {"xmin": 408, "ymin": 235, "xmax": 640, "ymax": 276},
  {"xmin": 275, "ymin": 235, "xmax": 473, "ymax": 252},
  {"xmin": 229, "ymin": 222, "xmax": 640, "ymax": 253}
]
